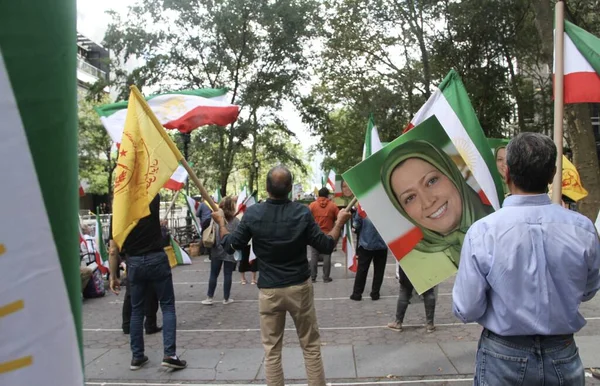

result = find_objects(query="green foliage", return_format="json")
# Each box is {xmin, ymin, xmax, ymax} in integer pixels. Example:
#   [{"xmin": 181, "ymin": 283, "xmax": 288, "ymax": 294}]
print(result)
[
  {"xmin": 103, "ymin": 0, "xmax": 319, "ymax": 195},
  {"xmin": 78, "ymin": 92, "xmax": 115, "ymax": 195}
]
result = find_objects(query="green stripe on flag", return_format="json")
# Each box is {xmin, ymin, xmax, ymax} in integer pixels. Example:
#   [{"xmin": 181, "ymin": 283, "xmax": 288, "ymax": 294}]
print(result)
[
  {"xmin": 95, "ymin": 88, "xmax": 229, "ymax": 117},
  {"xmin": 0, "ymin": 0, "xmax": 83, "ymax": 365},
  {"xmin": 439, "ymin": 70, "xmax": 505, "ymax": 205},
  {"xmin": 565, "ymin": 20, "xmax": 600, "ymax": 75}
]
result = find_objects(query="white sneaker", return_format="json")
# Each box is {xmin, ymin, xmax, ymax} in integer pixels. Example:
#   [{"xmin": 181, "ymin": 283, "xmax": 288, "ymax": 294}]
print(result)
[
  {"xmin": 201, "ymin": 297, "xmax": 213, "ymax": 305},
  {"xmin": 223, "ymin": 299, "xmax": 234, "ymax": 305}
]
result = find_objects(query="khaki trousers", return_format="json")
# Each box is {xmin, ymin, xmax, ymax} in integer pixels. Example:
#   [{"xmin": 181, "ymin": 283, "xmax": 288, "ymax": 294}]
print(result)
[{"xmin": 258, "ymin": 279, "xmax": 325, "ymax": 386}]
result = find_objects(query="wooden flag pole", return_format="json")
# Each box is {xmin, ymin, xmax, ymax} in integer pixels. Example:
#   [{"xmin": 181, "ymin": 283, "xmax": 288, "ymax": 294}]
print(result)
[
  {"xmin": 345, "ymin": 197, "xmax": 357, "ymax": 211},
  {"xmin": 162, "ymin": 190, "xmax": 181, "ymax": 221},
  {"xmin": 130, "ymin": 85, "xmax": 219, "ymax": 213},
  {"xmin": 551, "ymin": 0, "xmax": 565, "ymax": 204}
]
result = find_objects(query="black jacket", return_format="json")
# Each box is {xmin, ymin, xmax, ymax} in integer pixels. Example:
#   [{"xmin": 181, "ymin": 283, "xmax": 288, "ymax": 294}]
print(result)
[{"xmin": 222, "ymin": 198, "xmax": 336, "ymax": 288}]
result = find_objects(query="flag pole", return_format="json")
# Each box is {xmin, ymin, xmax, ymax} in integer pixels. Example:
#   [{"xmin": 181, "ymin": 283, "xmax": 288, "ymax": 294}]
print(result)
[
  {"xmin": 345, "ymin": 197, "xmax": 357, "ymax": 211},
  {"xmin": 129, "ymin": 85, "xmax": 219, "ymax": 212},
  {"xmin": 551, "ymin": 0, "xmax": 565, "ymax": 204},
  {"xmin": 162, "ymin": 190, "xmax": 181, "ymax": 221}
]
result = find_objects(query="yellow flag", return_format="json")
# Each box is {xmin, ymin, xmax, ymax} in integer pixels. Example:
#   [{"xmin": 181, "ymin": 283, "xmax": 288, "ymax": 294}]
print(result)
[
  {"xmin": 561, "ymin": 156, "xmax": 588, "ymax": 202},
  {"xmin": 112, "ymin": 86, "xmax": 183, "ymax": 248},
  {"xmin": 549, "ymin": 155, "xmax": 588, "ymax": 202}
]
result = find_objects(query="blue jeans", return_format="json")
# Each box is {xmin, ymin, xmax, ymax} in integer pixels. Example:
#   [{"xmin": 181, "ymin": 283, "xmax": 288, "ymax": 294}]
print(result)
[
  {"xmin": 207, "ymin": 258, "xmax": 235, "ymax": 300},
  {"xmin": 127, "ymin": 250, "xmax": 177, "ymax": 359},
  {"xmin": 475, "ymin": 329, "xmax": 584, "ymax": 386}
]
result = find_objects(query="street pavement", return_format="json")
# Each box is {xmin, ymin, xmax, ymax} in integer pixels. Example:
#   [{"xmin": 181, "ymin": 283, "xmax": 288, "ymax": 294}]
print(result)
[{"xmin": 83, "ymin": 247, "xmax": 600, "ymax": 385}]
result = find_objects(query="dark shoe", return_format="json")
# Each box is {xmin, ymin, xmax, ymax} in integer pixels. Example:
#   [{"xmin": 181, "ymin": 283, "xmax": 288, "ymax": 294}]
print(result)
[
  {"xmin": 162, "ymin": 355, "xmax": 187, "ymax": 370},
  {"xmin": 130, "ymin": 356, "xmax": 149, "ymax": 370},
  {"xmin": 123, "ymin": 327, "xmax": 130, "ymax": 335},
  {"xmin": 311, "ymin": 278, "xmax": 317, "ymax": 283},
  {"xmin": 323, "ymin": 277, "xmax": 333, "ymax": 283},
  {"xmin": 370, "ymin": 293, "xmax": 380, "ymax": 301},
  {"xmin": 146, "ymin": 326, "xmax": 162, "ymax": 335},
  {"xmin": 350, "ymin": 294, "xmax": 362, "ymax": 301}
]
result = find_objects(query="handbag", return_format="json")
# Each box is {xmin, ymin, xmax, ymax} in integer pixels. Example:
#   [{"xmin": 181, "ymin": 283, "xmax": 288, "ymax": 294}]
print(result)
[{"xmin": 202, "ymin": 219, "xmax": 216, "ymax": 248}]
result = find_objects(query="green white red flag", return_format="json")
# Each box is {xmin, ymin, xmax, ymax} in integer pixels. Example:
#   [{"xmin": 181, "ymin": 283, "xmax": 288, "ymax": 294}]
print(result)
[
  {"xmin": 185, "ymin": 195, "xmax": 202, "ymax": 236},
  {"xmin": 556, "ymin": 20, "xmax": 600, "ymax": 104},
  {"xmin": 357, "ymin": 114, "xmax": 384, "ymax": 218},
  {"xmin": 327, "ymin": 170, "xmax": 336, "ymax": 193},
  {"xmin": 170, "ymin": 236, "xmax": 192, "ymax": 265},
  {"xmin": 0, "ymin": 1, "xmax": 84, "ymax": 382},
  {"xmin": 95, "ymin": 88, "xmax": 240, "ymax": 143},
  {"xmin": 94, "ymin": 210, "xmax": 109, "ymax": 274},
  {"xmin": 342, "ymin": 223, "xmax": 357, "ymax": 272},
  {"xmin": 164, "ymin": 165, "xmax": 188, "ymax": 191}
]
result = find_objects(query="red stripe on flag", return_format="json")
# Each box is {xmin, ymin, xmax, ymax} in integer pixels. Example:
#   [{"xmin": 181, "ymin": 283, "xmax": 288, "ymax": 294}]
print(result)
[
  {"xmin": 388, "ymin": 227, "xmax": 423, "ymax": 261},
  {"xmin": 562, "ymin": 72, "xmax": 600, "ymax": 104},
  {"xmin": 79, "ymin": 185, "xmax": 85, "ymax": 197},
  {"xmin": 163, "ymin": 179, "xmax": 185, "ymax": 191},
  {"xmin": 349, "ymin": 255, "xmax": 358, "ymax": 273},
  {"xmin": 95, "ymin": 251, "xmax": 109, "ymax": 274},
  {"xmin": 477, "ymin": 190, "xmax": 491, "ymax": 206},
  {"xmin": 402, "ymin": 122, "xmax": 415, "ymax": 134},
  {"xmin": 164, "ymin": 106, "xmax": 240, "ymax": 133}
]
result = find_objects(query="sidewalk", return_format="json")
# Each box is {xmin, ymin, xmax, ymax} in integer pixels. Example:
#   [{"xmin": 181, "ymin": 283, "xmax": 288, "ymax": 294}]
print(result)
[{"xmin": 82, "ymin": 248, "xmax": 600, "ymax": 385}]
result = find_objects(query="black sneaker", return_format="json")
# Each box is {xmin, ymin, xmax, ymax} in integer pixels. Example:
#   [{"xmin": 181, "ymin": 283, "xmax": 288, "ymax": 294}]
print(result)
[
  {"xmin": 350, "ymin": 294, "xmax": 362, "ymax": 301},
  {"xmin": 130, "ymin": 356, "xmax": 149, "ymax": 371},
  {"xmin": 323, "ymin": 277, "xmax": 333, "ymax": 283},
  {"xmin": 371, "ymin": 293, "xmax": 380, "ymax": 301},
  {"xmin": 162, "ymin": 355, "xmax": 187, "ymax": 370},
  {"xmin": 311, "ymin": 278, "xmax": 316, "ymax": 283}
]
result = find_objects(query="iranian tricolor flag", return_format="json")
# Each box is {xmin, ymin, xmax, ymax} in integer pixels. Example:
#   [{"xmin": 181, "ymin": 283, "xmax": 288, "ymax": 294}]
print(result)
[
  {"xmin": 400, "ymin": 70, "xmax": 503, "ymax": 210},
  {"xmin": 79, "ymin": 181, "xmax": 86, "ymax": 197},
  {"xmin": 95, "ymin": 88, "xmax": 240, "ymax": 143},
  {"xmin": 342, "ymin": 223, "xmax": 357, "ymax": 273},
  {"xmin": 237, "ymin": 190, "xmax": 257, "ymax": 215},
  {"xmin": 326, "ymin": 170, "xmax": 336, "ymax": 193},
  {"xmin": 185, "ymin": 195, "xmax": 202, "ymax": 235},
  {"xmin": 236, "ymin": 186, "xmax": 248, "ymax": 213},
  {"xmin": 0, "ymin": 1, "xmax": 84, "ymax": 383},
  {"xmin": 94, "ymin": 210, "xmax": 109, "ymax": 275},
  {"xmin": 163, "ymin": 164, "xmax": 188, "ymax": 191},
  {"xmin": 170, "ymin": 236, "xmax": 192, "ymax": 266},
  {"xmin": 357, "ymin": 114, "xmax": 384, "ymax": 218},
  {"xmin": 556, "ymin": 20, "xmax": 600, "ymax": 104}
]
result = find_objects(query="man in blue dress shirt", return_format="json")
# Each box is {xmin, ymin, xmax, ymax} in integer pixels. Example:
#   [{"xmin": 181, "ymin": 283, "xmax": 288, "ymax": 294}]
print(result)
[{"xmin": 453, "ymin": 132, "xmax": 600, "ymax": 385}]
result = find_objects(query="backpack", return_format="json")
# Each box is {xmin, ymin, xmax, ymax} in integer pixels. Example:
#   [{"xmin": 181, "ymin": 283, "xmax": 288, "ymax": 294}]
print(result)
[{"xmin": 83, "ymin": 268, "xmax": 106, "ymax": 299}]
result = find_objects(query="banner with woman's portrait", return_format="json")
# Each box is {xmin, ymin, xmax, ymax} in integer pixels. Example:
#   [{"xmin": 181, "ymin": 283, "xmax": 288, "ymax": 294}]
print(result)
[{"xmin": 343, "ymin": 116, "xmax": 504, "ymax": 293}]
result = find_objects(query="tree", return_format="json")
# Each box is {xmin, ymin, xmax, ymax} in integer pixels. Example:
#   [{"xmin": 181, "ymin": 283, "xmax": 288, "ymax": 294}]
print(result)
[
  {"xmin": 103, "ymin": 0, "xmax": 318, "ymax": 195},
  {"xmin": 78, "ymin": 93, "xmax": 116, "ymax": 198}
]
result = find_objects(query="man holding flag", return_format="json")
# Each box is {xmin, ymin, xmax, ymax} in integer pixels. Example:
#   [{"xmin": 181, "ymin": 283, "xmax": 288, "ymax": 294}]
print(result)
[{"xmin": 109, "ymin": 86, "xmax": 188, "ymax": 371}]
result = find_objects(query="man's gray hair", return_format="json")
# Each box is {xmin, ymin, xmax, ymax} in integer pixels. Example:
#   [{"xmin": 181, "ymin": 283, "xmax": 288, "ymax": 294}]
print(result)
[{"xmin": 506, "ymin": 132, "xmax": 557, "ymax": 193}]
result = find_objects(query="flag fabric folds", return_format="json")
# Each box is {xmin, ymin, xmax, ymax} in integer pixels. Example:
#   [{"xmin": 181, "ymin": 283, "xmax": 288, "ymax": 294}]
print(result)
[
  {"xmin": 185, "ymin": 195, "xmax": 202, "ymax": 235},
  {"xmin": 342, "ymin": 223, "xmax": 357, "ymax": 272},
  {"xmin": 111, "ymin": 87, "xmax": 183, "ymax": 249},
  {"xmin": 163, "ymin": 164, "xmax": 188, "ymax": 191},
  {"xmin": 357, "ymin": 114, "xmax": 384, "ymax": 218},
  {"xmin": 96, "ymin": 88, "xmax": 240, "ymax": 143},
  {"xmin": 0, "ymin": 1, "xmax": 84, "ymax": 383},
  {"xmin": 94, "ymin": 210, "xmax": 109, "ymax": 274},
  {"xmin": 556, "ymin": 20, "xmax": 600, "ymax": 104}
]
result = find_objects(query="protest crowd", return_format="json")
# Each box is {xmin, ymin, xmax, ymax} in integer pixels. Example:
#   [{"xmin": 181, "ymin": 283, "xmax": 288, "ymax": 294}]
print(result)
[{"xmin": 3, "ymin": 1, "xmax": 600, "ymax": 386}]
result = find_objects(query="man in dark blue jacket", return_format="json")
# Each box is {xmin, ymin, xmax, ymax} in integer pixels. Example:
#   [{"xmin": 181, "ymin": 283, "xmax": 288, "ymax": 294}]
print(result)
[
  {"xmin": 349, "ymin": 213, "xmax": 388, "ymax": 301},
  {"xmin": 213, "ymin": 165, "xmax": 351, "ymax": 386}
]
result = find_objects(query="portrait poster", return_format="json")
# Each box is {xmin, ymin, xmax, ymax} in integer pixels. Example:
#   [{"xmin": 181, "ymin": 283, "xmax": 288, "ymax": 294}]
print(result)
[{"xmin": 343, "ymin": 116, "xmax": 504, "ymax": 293}]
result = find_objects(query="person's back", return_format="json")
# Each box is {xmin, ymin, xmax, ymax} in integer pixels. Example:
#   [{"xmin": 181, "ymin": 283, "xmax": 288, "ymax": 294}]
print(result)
[
  {"xmin": 307, "ymin": 188, "xmax": 340, "ymax": 283},
  {"xmin": 457, "ymin": 195, "xmax": 598, "ymax": 335},
  {"xmin": 215, "ymin": 166, "xmax": 351, "ymax": 386},
  {"xmin": 242, "ymin": 200, "xmax": 324, "ymax": 288},
  {"xmin": 309, "ymin": 195, "xmax": 339, "ymax": 233},
  {"xmin": 453, "ymin": 133, "xmax": 600, "ymax": 386}
]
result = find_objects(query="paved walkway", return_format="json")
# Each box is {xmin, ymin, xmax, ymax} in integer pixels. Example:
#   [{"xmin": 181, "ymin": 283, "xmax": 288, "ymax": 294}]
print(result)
[{"xmin": 83, "ymin": 248, "xmax": 600, "ymax": 385}]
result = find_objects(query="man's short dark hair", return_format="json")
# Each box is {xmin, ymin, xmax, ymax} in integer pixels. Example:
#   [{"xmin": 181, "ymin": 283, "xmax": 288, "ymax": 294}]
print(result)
[
  {"xmin": 506, "ymin": 132, "xmax": 557, "ymax": 193},
  {"xmin": 266, "ymin": 166, "xmax": 293, "ymax": 199},
  {"xmin": 318, "ymin": 187, "xmax": 330, "ymax": 198}
]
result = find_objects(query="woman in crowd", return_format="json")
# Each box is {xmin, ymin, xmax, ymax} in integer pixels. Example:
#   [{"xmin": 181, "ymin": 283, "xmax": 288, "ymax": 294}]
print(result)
[{"xmin": 202, "ymin": 196, "xmax": 239, "ymax": 305}]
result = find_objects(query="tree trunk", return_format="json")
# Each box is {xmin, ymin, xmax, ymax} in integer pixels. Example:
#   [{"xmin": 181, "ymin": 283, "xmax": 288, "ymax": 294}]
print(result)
[
  {"xmin": 565, "ymin": 104, "xmax": 600, "ymax": 219},
  {"xmin": 531, "ymin": 0, "xmax": 600, "ymax": 220}
]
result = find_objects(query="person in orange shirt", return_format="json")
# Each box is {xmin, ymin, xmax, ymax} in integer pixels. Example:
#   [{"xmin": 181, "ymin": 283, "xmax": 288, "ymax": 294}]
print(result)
[{"xmin": 308, "ymin": 188, "xmax": 340, "ymax": 282}]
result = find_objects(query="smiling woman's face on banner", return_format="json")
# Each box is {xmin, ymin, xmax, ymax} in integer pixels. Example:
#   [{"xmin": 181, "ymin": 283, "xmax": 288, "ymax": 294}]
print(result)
[{"xmin": 390, "ymin": 158, "xmax": 463, "ymax": 236}]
